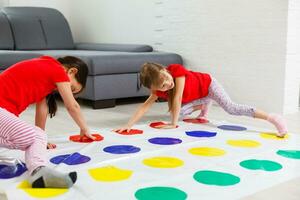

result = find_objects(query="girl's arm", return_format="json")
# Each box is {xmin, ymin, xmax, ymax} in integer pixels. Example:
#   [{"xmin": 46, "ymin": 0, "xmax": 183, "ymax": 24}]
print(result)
[
  {"xmin": 35, "ymin": 98, "xmax": 57, "ymax": 149},
  {"xmin": 56, "ymin": 82, "xmax": 95, "ymax": 140},
  {"xmin": 114, "ymin": 93, "xmax": 158, "ymax": 132},
  {"xmin": 158, "ymin": 76, "xmax": 185, "ymax": 129},
  {"xmin": 35, "ymin": 98, "xmax": 48, "ymax": 130},
  {"xmin": 171, "ymin": 76, "xmax": 185, "ymax": 126}
]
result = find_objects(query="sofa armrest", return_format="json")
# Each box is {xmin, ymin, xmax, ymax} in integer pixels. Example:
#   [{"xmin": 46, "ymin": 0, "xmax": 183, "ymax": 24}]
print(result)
[{"xmin": 75, "ymin": 43, "xmax": 153, "ymax": 52}]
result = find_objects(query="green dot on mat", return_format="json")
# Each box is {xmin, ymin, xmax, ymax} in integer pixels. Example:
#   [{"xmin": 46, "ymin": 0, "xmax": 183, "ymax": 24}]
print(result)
[
  {"xmin": 240, "ymin": 159, "xmax": 282, "ymax": 171},
  {"xmin": 277, "ymin": 150, "xmax": 300, "ymax": 159},
  {"xmin": 193, "ymin": 170, "xmax": 240, "ymax": 186},
  {"xmin": 135, "ymin": 187, "xmax": 187, "ymax": 200}
]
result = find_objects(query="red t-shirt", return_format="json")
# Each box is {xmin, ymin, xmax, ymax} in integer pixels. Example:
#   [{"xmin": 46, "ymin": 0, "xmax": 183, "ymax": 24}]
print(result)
[
  {"xmin": 156, "ymin": 64, "xmax": 212, "ymax": 103},
  {"xmin": 0, "ymin": 56, "xmax": 70, "ymax": 116}
]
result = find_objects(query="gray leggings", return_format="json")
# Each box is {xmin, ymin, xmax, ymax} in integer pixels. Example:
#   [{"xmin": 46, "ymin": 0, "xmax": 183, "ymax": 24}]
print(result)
[{"xmin": 180, "ymin": 78, "xmax": 255, "ymax": 118}]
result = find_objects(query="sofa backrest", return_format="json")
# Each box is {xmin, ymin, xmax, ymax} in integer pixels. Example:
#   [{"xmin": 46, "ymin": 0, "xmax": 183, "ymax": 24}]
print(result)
[
  {"xmin": 2, "ymin": 7, "xmax": 75, "ymax": 50},
  {"xmin": 0, "ymin": 11, "xmax": 14, "ymax": 50}
]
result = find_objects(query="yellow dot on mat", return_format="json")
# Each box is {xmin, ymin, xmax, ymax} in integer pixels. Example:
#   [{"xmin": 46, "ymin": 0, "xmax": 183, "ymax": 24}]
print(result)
[
  {"xmin": 189, "ymin": 147, "xmax": 226, "ymax": 157},
  {"xmin": 260, "ymin": 132, "xmax": 289, "ymax": 140},
  {"xmin": 17, "ymin": 181, "xmax": 68, "ymax": 198},
  {"xmin": 227, "ymin": 140, "xmax": 261, "ymax": 148},
  {"xmin": 143, "ymin": 157, "xmax": 184, "ymax": 168},
  {"xmin": 88, "ymin": 166, "xmax": 133, "ymax": 182}
]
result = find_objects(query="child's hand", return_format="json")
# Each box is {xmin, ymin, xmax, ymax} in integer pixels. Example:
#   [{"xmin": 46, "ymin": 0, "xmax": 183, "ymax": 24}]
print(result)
[
  {"xmin": 47, "ymin": 143, "xmax": 57, "ymax": 149},
  {"xmin": 155, "ymin": 123, "xmax": 177, "ymax": 129},
  {"xmin": 113, "ymin": 125, "xmax": 132, "ymax": 133},
  {"xmin": 80, "ymin": 128, "xmax": 96, "ymax": 140}
]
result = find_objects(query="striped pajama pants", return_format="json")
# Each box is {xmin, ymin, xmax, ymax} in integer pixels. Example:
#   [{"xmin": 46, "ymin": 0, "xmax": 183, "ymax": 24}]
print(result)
[
  {"xmin": 180, "ymin": 77, "xmax": 255, "ymax": 118},
  {"xmin": 0, "ymin": 107, "xmax": 47, "ymax": 174}
]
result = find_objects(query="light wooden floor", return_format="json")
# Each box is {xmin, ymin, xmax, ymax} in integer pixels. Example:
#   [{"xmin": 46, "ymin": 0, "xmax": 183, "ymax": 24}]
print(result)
[{"xmin": 1, "ymin": 99, "xmax": 299, "ymax": 200}]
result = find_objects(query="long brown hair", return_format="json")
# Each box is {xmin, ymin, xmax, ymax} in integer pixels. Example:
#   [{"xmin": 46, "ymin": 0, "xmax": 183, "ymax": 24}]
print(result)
[
  {"xmin": 140, "ymin": 62, "xmax": 176, "ymax": 111},
  {"xmin": 47, "ymin": 56, "xmax": 89, "ymax": 118}
]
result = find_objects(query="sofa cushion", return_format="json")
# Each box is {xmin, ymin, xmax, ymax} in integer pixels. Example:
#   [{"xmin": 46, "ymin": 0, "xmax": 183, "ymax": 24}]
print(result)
[
  {"xmin": 80, "ymin": 73, "xmax": 149, "ymax": 100},
  {"xmin": 0, "ymin": 51, "xmax": 42, "ymax": 70},
  {"xmin": 7, "ymin": 15, "xmax": 47, "ymax": 50},
  {"xmin": 2, "ymin": 7, "xmax": 75, "ymax": 50},
  {"xmin": 89, "ymin": 52, "xmax": 183, "ymax": 75},
  {"xmin": 0, "ymin": 12, "xmax": 14, "ymax": 50},
  {"xmin": 27, "ymin": 50, "xmax": 183, "ymax": 75}
]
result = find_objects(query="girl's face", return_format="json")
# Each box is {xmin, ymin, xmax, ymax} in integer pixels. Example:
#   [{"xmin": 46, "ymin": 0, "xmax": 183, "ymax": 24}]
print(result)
[
  {"xmin": 66, "ymin": 68, "xmax": 83, "ymax": 94},
  {"xmin": 152, "ymin": 69, "xmax": 174, "ymax": 91}
]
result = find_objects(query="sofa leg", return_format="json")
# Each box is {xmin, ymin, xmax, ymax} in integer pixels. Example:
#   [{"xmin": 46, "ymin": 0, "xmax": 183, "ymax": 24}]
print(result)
[{"xmin": 92, "ymin": 99, "xmax": 116, "ymax": 109}]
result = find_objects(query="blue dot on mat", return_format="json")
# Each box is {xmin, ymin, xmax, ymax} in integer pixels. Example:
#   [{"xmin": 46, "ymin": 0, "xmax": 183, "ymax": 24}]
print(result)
[
  {"xmin": 103, "ymin": 145, "xmax": 141, "ymax": 154},
  {"xmin": 217, "ymin": 125, "xmax": 247, "ymax": 131},
  {"xmin": 148, "ymin": 137, "xmax": 182, "ymax": 145},
  {"xmin": 0, "ymin": 163, "xmax": 27, "ymax": 179},
  {"xmin": 185, "ymin": 131, "xmax": 217, "ymax": 138},
  {"xmin": 50, "ymin": 152, "xmax": 91, "ymax": 165}
]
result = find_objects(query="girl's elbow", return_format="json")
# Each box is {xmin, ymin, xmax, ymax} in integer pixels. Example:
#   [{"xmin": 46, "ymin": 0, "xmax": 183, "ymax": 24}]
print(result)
[{"xmin": 66, "ymin": 102, "xmax": 80, "ymax": 112}]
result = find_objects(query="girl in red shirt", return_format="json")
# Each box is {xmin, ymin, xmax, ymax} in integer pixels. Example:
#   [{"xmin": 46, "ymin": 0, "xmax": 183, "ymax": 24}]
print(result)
[
  {"xmin": 0, "ymin": 56, "xmax": 94, "ymax": 188},
  {"xmin": 115, "ymin": 62, "xmax": 287, "ymax": 137}
]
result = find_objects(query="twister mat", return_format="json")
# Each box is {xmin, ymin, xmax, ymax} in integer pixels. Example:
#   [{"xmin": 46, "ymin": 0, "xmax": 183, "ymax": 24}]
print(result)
[{"xmin": 0, "ymin": 119, "xmax": 299, "ymax": 200}]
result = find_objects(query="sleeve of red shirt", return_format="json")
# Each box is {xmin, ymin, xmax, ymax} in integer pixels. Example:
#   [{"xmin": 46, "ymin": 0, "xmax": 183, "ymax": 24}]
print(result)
[{"xmin": 167, "ymin": 64, "xmax": 188, "ymax": 78}]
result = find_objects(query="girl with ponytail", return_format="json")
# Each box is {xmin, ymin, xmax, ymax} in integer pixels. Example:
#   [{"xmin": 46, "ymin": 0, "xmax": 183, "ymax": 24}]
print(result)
[{"xmin": 0, "ymin": 55, "xmax": 92, "ymax": 188}]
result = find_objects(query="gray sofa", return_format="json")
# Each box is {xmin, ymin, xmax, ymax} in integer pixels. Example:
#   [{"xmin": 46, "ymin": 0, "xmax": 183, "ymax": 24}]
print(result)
[{"xmin": 0, "ymin": 7, "xmax": 182, "ymax": 108}]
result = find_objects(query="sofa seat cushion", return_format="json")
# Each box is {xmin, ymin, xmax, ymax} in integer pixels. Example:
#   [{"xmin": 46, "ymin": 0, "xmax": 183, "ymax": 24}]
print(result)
[
  {"xmin": 0, "ymin": 51, "xmax": 43, "ymax": 70},
  {"xmin": 28, "ymin": 50, "xmax": 183, "ymax": 75}
]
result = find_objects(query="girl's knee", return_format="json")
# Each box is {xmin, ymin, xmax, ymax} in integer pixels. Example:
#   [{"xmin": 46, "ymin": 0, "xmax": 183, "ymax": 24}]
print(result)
[
  {"xmin": 34, "ymin": 127, "xmax": 47, "ymax": 144},
  {"xmin": 14, "ymin": 127, "xmax": 37, "ymax": 150}
]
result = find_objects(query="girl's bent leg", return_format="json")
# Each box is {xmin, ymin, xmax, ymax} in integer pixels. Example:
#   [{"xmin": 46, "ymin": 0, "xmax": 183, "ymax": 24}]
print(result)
[
  {"xmin": 0, "ymin": 108, "xmax": 77, "ymax": 188},
  {"xmin": 0, "ymin": 108, "xmax": 47, "ymax": 174},
  {"xmin": 25, "ymin": 127, "xmax": 48, "ymax": 174},
  {"xmin": 25, "ymin": 127, "xmax": 77, "ymax": 188},
  {"xmin": 180, "ymin": 97, "xmax": 211, "ymax": 119}
]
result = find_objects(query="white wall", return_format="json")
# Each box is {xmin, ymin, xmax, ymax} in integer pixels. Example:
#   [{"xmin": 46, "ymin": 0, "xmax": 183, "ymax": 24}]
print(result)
[
  {"xmin": 152, "ymin": 0, "xmax": 289, "ymax": 114},
  {"xmin": 0, "ymin": 0, "xmax": 9, "ymax": 7},
  {"xmin": 284, "ymin": 0, "xmax": 300, "ymax": 114},
  {"xmin": 68, "ymin": 0, "xmax": 155, "ymax": 44}
]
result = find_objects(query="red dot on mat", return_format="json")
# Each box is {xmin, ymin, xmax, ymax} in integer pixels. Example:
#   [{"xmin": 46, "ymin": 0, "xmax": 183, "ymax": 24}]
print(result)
[
  {"xmin": 69, "ymin": 134, "xmax": 104, "ymax": 143},
  {"xmin": 183, "ymin": 118, "xmax": 209, "ymax": 124},
  {"xmin": 149, "ymin": 121, "xmax": 179, "ymax": 128},
  {"xmin": 115, "ymin": 129, "xmax": 143, "ymax": 135}
]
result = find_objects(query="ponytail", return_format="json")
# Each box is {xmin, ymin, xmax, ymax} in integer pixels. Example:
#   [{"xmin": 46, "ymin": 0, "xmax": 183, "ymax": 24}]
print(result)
[{"xmin": 47, "ymin": 93, "xmax": 57, "ymax": 118}]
